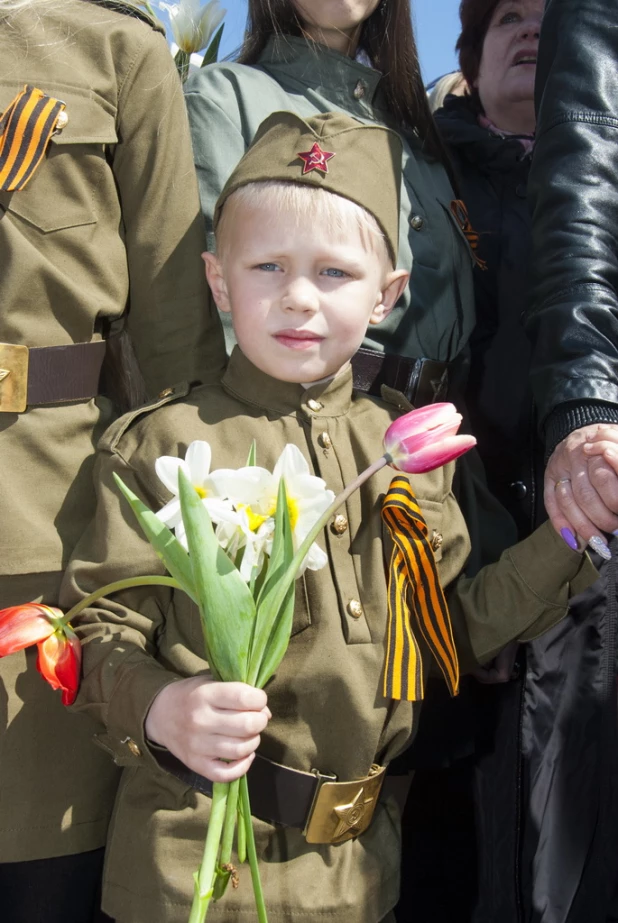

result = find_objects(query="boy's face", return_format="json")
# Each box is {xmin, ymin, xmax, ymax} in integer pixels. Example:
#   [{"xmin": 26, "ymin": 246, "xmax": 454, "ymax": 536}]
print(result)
[{"xmin": 205, "ymin": 198, "xmax": 408, "ymax": 384}]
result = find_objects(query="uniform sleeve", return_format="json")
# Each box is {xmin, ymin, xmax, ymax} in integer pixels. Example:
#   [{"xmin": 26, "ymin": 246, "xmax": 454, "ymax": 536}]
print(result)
[
  {"xmin": 446, "ymin": 519, "xmax": 599, "ymax": 672},
  {"xmin": 185, "ymin": 78, "xmax": 250, "ymax": 251},
  {"xmin": 60, "ymin": 447, "xmax": 183, "ymax": 771},
  {"xmin": 112, "ymin": 29, "xmax": 226, "ymax": 393}
]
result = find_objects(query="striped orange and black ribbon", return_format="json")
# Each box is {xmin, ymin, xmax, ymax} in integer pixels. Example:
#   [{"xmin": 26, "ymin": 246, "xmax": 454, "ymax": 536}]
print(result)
[
  {"xmin": 381, "ymin": 476, "xmax": 459, "ymax": 701},
  {"xmin": 450, "ymin": 198, "xmax": 487, "ymax": 270},
  {"xmin": 0, "ymin": 85, "xmax": 66, "ymax": 192}
]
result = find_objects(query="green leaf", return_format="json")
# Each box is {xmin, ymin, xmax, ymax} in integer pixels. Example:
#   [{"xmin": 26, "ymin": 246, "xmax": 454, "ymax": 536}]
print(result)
[
  {"xmin": 113, "ymin": 473, "xmax": 197, "ymax": 604},
  {"xmin": 247, "ymin": 479, "xmax": 296, "ymax": 687},
  {"xmin": 201, "ymin": 23, "xmax": 225, "ymax": 67},
  {"xmin": 245, "ymin": 440, "xmax": 257, "ymax": 467},
  {"xmin": 178, "ymin": 470, "xmax": 255, "ymax": 682}
]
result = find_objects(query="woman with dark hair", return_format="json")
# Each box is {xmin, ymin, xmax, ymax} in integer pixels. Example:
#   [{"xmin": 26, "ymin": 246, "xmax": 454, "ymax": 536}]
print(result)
[
  {"xmin": 436, "ymin": 0, "xmax": 541, "ymax": 535},
  {"xmin": 185, "ymin": 0, "xmax": 476, "ymax": 407}
]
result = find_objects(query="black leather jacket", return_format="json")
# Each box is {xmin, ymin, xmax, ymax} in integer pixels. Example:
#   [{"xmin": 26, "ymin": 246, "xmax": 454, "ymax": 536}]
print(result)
[{"xmin": 526, "ymin": 0, "xmax": 618, "ymax": 457}]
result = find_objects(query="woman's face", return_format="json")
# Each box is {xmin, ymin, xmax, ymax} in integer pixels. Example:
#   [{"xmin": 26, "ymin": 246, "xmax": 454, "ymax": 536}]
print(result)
[
  {"xmin": 475, "ymin": 0, "xmax": 543, "ymax": 130},
  {"xmin": 293, "ymin": 0, "xmax": 382, "ymax": 51}
]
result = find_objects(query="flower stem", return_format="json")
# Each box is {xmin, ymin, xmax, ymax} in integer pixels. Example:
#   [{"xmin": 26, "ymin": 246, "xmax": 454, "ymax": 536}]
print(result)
[
  {"xmin": 188, "ymin": 781, "xmax": 229, "ymax": 923},
  {"xmin": 252, "ymin": 455, "xmax": 389, "ymax": 682},
  {"xmin": 212, "ymin": 778, "xmax": 240, "ymax": 900},
  {"xmin": 240, "ymin": 775, "xmax": 268, "ymax": 923},
  {"xmin": 63, "ymin": 576, "xmax": 182, "ymax": 624}
]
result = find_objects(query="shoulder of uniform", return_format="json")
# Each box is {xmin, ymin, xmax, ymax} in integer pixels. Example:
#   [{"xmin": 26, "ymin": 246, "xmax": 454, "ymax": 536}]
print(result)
[
  {"xmin": 379, "ymin": 384, "xmax": 414, "ymax": 414},
  {"xmin": 83, "ymin": 0, "xmax": 165, "ymax": 35},
  {"xmin": 99, "ymin": 381, "xmax": 192, "ymax": 453}
]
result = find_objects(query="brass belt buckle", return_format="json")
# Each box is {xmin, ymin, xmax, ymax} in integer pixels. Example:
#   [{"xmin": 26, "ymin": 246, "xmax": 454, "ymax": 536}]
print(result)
[
  {"xmin": 304, "ymin": 763, "xmax": 386, "ymax": 845},
  {"xmin": 0, "ymin": 343, "xmax": 29, "ymax": 412}
]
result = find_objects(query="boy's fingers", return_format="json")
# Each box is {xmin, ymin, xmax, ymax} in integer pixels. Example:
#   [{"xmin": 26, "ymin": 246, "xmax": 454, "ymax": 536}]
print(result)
[
  {"xmin": 206, "ymin": 707, "xmax": 270, "ymax": 739},
  {"xmin": 206, "ymin": 682, "xmax": 268, "ymax": 713},
  {"xmin": 203, "ymin": 734, "xmax": 262, "ymax": 762},
  {"xmin": 195, "ymin": 752, "xmax": 256, "ymax": 784}
]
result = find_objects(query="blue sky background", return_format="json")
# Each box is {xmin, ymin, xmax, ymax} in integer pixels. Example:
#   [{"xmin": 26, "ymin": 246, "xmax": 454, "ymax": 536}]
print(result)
[{"xmin": 157, "ymin": 1, "xmax": 461, "ymax": 84}]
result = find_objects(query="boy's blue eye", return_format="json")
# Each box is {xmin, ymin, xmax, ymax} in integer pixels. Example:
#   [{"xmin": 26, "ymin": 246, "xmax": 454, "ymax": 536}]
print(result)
[
  {"xmin": 322, "ymin": 268, "xmax": 348, "ymax": 278},
  {"xmin": 256, "ymin": 263, "xmax": 280, "ymax": 272}
]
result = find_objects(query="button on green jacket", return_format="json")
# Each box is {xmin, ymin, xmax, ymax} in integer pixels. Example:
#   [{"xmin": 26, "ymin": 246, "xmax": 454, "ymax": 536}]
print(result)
[
  {"xmin": 185, "ymin": 36, "xmax": 476, "ymax": 359},
  {"xmin": 0, "ymin": 0, "xmax": 225, "ymax": 863},
  {"xmin": 63, "ymin": 348, "xmax": 596, "ymax": 923}
]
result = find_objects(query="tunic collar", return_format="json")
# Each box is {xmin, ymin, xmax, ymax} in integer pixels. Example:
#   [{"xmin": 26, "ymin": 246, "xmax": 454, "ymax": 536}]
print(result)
[
  {"xmin": 221, "ymin": 346, "xmax": 354, "ymax": 419},
  {"xmin": 257, "ymin": 35, "xmax": 385, "ymax": 117}
]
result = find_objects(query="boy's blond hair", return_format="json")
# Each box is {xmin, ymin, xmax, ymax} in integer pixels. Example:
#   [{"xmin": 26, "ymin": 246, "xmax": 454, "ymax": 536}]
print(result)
[{"xmin": 216, "ymin": 180, "xmax": 391, "ymax": 265}]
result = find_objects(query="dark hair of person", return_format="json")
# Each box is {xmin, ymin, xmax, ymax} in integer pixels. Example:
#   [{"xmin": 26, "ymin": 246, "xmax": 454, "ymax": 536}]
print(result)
[
  {"xmin": 456, "ymin": 0, "xmax": 499, "ymax": 88},
  {"xmin": 238, "ymin": 0, "xmax": 454, "ymax": 176}
]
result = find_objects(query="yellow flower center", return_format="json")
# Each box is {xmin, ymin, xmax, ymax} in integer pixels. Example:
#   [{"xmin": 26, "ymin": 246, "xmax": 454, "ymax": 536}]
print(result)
[
  {"xmin": 237, "ymin": 497, "xmax": 300, "ymax": 533},
  {"xmin": 195, "ymin": 486, "xmax": 208, "ymax": 499},
  {"xmin": 237, "ymin": 503, "xmax": 269, "ymax": 533}
]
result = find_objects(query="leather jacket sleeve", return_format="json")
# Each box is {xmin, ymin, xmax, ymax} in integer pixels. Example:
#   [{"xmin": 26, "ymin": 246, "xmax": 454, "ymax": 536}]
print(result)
[{"xmin": 526, "ymin": 0, "xmax": 618, "ymax": 458}]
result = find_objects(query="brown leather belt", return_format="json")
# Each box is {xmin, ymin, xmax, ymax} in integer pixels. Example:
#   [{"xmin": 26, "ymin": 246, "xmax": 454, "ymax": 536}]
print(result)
[
  {"xmin": 154, "ymin": 748, "xmax": 396, "ymax": 845},
  {"xmin": 0, "ymin": 341, "xmax": 106, "ymax": 412},
  {"xmin": 351, "ymin": 347, "xmax": 449, "ymax": 407}
]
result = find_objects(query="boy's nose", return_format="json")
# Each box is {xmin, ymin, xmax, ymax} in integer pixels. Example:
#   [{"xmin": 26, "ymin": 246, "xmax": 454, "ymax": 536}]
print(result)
[{"xmin": 281, "ymin": 277, "xmax": 320, "ymax": 313}]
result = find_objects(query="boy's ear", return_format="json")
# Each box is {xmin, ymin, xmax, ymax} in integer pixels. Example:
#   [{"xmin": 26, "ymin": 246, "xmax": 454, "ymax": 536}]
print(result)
[
  {"xmin": 369, "ymin": 269, "xmax": 409, "ymax": 325},
  {"xmin": 202, "ymin": 252, "xmax": 231, "ymax": 313}
]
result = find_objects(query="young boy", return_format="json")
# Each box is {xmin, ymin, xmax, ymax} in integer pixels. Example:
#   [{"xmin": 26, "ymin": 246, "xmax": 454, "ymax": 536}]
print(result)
[{"xmin": 63, "ymin": 112, "xmax": 596, "ymax": 923}]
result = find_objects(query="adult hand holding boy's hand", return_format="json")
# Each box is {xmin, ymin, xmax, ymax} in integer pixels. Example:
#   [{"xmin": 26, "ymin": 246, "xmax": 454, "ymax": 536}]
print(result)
[
  {"xmin": 145, "ymin": 676, "xmax": 271, "ymax": 783},
  {"xmin": 544, "ymin": 424, "xmax": 618, "ymax": 558}
]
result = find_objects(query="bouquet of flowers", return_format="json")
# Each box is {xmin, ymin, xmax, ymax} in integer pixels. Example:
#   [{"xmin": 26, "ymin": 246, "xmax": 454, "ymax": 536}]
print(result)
[{"xmin": 0, "ymin": 404, "xmax": 475, "ymax": 923}]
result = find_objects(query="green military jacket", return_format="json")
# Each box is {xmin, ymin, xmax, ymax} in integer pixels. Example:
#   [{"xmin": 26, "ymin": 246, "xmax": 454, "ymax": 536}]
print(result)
[
  {"xmin": 0, "ymin": 0, "xmax": 225, "ymax": 862},
  {"xmin": 63, "ymin": 348, "xmax": 596, "ymax": 923},
  {"xmin": 185, "ymin": 36, "xmax": 476, "ymax": 358}
]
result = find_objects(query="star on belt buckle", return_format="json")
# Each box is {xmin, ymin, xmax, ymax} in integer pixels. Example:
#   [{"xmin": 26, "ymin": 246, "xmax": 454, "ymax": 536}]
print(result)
[
  {"xmin": 0, "ymin": 343, "xmax": 29, "ymax": 412},
  {"xmin": 304, "ymin": 763, "xmax": 386, "ymax": 844}
]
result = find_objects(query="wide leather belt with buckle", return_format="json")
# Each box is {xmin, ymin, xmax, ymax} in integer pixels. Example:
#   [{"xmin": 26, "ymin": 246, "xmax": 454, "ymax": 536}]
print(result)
[
  {"xmin": 351, "ymin": 347, "xmax": 449, "ymax": 407},
  {"xmin": 154, "ymin": 748, "xmax": 388, "ymax": 845},
  {"xmin": 0, "ymin": 341, "xmax": 106, "ymax": 412}
]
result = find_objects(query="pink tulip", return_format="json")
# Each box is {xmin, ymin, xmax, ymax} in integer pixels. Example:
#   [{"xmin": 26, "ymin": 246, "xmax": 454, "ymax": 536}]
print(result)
[
  {"xmin": 383, "ymin": 403, "xmax": 476, "ymax": 474},
  {"xmin": 0, "ymin": 603, "xmax": 81, "ymax": 705}
]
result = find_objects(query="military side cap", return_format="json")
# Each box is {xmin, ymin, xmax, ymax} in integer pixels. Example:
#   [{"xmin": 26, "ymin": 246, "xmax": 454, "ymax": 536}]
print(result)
[{"xmin": 214, "ymin": 111, "xmax": 403, "ymax": 263}]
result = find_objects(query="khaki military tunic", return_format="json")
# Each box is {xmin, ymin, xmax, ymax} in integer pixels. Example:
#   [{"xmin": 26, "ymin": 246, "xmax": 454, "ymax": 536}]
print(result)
[
  {"xmin": 63, "ymin": 349, "xmax": 596, "ymax": 923},
  {"xmin": 185, "ymin": 36, "xmax": 476, "ymax": 358},
  {"xmin": 0, "ymin": 0, "xmax": 226, "ymax": 860}
]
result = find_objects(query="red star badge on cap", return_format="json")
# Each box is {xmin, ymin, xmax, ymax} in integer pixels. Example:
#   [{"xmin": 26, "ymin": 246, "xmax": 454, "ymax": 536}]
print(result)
[{"xmin": 297, "ymin": 142, "xmax": 335, "ymax": 175}]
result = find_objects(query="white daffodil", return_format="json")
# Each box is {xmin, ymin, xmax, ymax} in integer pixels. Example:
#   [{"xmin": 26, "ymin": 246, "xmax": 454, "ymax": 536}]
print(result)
[
  {"xmin": 216, "ymin": 446, "xmax": 335, "ymax": 576},
  {"xmin": 158, "ymin": 0, "xmax": 225, "ymax": 55},
  {"xmin": 155, "ymin": 440, "xmax": 230, "ymax": 529}
]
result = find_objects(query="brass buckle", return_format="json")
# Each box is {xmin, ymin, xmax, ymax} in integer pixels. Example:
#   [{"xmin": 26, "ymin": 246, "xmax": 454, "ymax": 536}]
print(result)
[
  {"xmin": 0, "ymin": 343, "xmax": 29, "ymax": 412},
  {"xmin": 304, "ymin": 763, "xmax": 386, "ymax": 845}
]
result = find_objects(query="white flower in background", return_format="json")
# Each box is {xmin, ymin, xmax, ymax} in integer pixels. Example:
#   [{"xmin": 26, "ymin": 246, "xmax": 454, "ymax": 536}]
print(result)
[
  {"xmin": 155, "ymin": 440, "xmax": 231, "ymax": 529},
  {"xmin": 158, "ymin": 0, "xmax": 226, "ymax": 55}
]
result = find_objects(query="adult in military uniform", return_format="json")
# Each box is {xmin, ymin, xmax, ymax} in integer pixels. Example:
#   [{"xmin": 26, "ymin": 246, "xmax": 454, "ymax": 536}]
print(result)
[
  {"xmin": 0, "ymin": 1, "xmax": 226, "ymax": 920},
  {"xmin": 62, "ymin": 110, "xmax": 597, "ymax": 923}
]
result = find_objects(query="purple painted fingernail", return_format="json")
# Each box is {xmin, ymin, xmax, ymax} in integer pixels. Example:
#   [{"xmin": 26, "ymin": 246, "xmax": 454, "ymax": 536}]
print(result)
[
  {"xmin": 560, "ymin": 527, "xmax": 579, "ymax": 551},
  {"xmin": 588, "ymin": 535, "xmax": 612, "ymax": 560},
  {"xmin": 613, "ymin": 530, "xmax": 618, "ymax": 537}
]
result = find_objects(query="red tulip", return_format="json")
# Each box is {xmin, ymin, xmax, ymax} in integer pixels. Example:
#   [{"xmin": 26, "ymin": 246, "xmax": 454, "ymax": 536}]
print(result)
[
  {"xmin": 0, "ymin": 604, "xmax": 81, "ymax": 705},
  {"xmin": 384, "ymin": 403, "xmax": 476, "ymax": 474},
  {"xmin": 36, "ymin": 626, "xmax": 82, "ymax": 706}
]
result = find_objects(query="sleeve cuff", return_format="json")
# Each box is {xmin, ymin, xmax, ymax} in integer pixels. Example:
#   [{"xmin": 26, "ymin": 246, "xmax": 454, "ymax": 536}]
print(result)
[
  {"xmin": 95, "ymin": 659, "xmax": 183, "ymax": 773},
  {"xmin": 502, "ymin": 520, "xmax": 599, "ymax": 645},
  {"xmin": 544, "ymin": 401, "xmax": 618, "ymax": 461}
]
